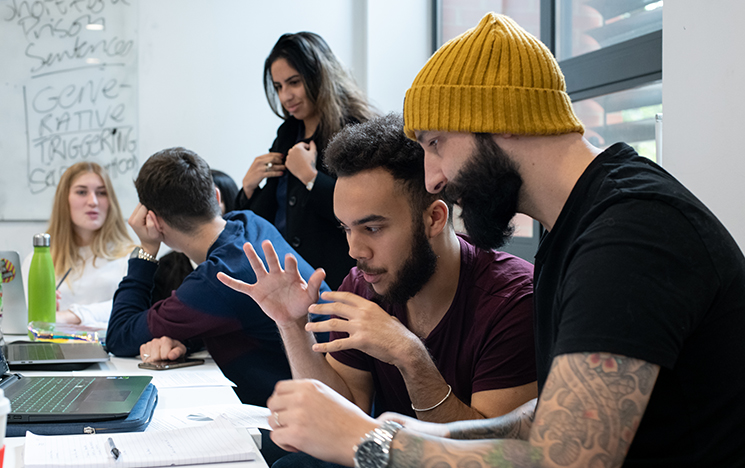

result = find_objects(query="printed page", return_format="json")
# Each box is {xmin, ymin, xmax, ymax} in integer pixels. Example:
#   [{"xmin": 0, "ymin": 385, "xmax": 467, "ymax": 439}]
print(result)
[
  {"xmin": 145, "ymin": 403, "xmax": 271, "ymax": 432},
  {"xmin": 146, "ymin": 370, "xmax": 236, "ymax": 388},
  {"xmin": 24, "ymin": 416, "xmax": 255, "ymax": 468}
]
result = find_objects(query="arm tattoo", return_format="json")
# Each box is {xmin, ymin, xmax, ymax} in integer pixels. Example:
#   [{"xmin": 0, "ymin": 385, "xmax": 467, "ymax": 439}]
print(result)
[
  {"xmin": 386, "ymin": 353, "xmax": 657, "ymax": 468},
  {"xmin": 531, "ymin": 353, "xmax": 659, "ymax": 468},
  {"xmin": 448, "ymin": 399, "xmax": 537, "ymax": 440},
  {"xmin": 390, "ymin": 433, "xmax": 543, "ymax": 468},
  {"xmin": 389, "ymin": 435, "xmax": 424, "ymax": 468}
]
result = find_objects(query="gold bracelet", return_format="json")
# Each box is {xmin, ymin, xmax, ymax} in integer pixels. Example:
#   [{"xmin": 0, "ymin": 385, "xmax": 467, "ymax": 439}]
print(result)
[
  {"xmin": 411, "ymin": 385, "xmax": 452, "ymax": 412},
  {"xmin": 130, "ymin": 246, "xmax": 159, "ymax": 264}
]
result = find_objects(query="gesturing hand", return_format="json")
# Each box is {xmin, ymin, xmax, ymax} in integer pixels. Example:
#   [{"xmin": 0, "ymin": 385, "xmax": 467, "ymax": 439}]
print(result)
[
  {"xmin": 217, "ymin": 240, "xmax": 326, "ymax": 328},
  {"xmin": 306, "ymin": 292, "xmax": 424, "ymax": 368}
]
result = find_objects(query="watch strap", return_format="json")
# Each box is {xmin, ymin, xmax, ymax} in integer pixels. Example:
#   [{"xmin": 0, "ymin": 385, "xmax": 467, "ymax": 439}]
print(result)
[
  {"xmin": 354, "ymin": 420, "xmax": 403, "ymax": 468},
  {"xmin": 376, "ymin": 420, "xmax": 403, "ymax": 439}
]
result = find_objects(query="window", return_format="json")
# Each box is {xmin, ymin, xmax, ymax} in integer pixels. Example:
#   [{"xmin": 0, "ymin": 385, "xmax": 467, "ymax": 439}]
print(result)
[
  {"xmin": 435, "ymin": 0, "xmax": 663, "ymax": 259},
  {"xmin": 437, "ymin": 0, "xmax": 542, "ymax": 261},
  {"xmin": 573, "ymin": 80, "xmax": 662, "ymax": 162},
  {"xmin": 439, "ymin": 0, "xmax": 541, "ymax": 44},
  {"xmin": 554, "ymin": 0, "xmax": 663, "ymax": 61},
  {"xmin": 543, "ymin": 0, "xmax": 663, "ymax": 151}
]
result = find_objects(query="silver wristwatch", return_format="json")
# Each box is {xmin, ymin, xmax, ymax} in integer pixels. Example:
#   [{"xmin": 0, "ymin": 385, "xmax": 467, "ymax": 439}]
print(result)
[
  {"xmin": 130, "ymin": 246, "xmax": 159, "ymax": 264},
  {"xmin": 354, "ymin": 420, "xmax": 403, "ymax": 468}
]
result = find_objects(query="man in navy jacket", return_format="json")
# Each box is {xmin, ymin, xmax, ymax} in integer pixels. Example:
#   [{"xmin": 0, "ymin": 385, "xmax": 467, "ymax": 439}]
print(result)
[{"xmin": 107, "ymin": 147, "xmax": 328, "ymax": 406}]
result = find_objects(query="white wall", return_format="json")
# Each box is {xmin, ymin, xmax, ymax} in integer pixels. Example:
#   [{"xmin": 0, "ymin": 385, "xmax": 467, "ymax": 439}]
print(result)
[
  {"xmin": 137, "ymin": 0, "xmax": 357, "ymax": 188},
  {"xmin": 138, "ymin": 0, "xmax": 431, "ymax": 188},
  {"xmin": 0, "ymin": 222, "xmax": 47, "ymax": 262},
  {"xmin": 0, "ymin": 0, "xmax": 431, "ymax": 261},
  {"xmin": 663, "ymin": 1, "xmax": 745, "ymax": 248},
  {"xmin": 366, "ymin": 0, "xmax": 432, "ymax": 113}
]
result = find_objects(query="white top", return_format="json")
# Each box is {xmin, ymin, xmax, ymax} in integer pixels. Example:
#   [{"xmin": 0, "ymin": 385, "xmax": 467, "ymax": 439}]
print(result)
[{"xmin": 23, "ymin": 246, "xmax": 129, "ymax": 328}]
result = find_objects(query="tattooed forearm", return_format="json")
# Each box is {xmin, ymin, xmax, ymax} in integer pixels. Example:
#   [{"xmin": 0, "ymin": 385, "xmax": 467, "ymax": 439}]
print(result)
[
  {"xmin": 529, "ymin": 353, "xmax": 659, "ymax": 468},
  {"xmin": 448, "ymin": 399, "xmax": 537, "ymax": 440},
  {"xmin": 389, "ymin": 434, "xmax": 425, "ymax": 468},
  {"xmin": 384, "ymin": 353, "xmax": 658, "ymax": 468},
  {"xmin": 390, "ymin": 432, "xmax": 543, "ymax": 468}
]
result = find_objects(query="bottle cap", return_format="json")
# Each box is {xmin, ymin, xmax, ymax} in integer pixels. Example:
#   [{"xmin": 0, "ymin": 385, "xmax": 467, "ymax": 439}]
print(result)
[{"xmin": 33, "ymin": 233, "xmax": 51, "ymax": 247}]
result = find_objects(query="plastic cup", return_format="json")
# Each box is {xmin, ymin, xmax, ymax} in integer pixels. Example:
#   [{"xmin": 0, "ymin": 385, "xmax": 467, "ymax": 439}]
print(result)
[{"xmin": 0, "ymin": 388, "xmax": 9, "ymax": 468}]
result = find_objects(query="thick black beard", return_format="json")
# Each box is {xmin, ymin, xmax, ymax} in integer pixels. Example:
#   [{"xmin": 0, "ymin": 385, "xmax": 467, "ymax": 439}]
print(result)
[
  {"xmin": 368, "ymin": 216, "xmax": 439, "ymax": 305},
  {"xmin": 443, "ymin": 134, "xmax": 523, "ymax": 250}
]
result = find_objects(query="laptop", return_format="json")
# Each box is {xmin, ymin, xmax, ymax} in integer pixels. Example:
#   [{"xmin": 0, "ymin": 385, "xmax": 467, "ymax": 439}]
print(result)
[
  {"xmin": 6, "ymin": 341, "xmax": 110, "ymax": 371},
  {"xmin": 0, "ymin": 250, "xmax": 30, "ymax": 335},
  {"xmin": 0, "ymin": 346, "xmax": 151, "ymax": 423}
]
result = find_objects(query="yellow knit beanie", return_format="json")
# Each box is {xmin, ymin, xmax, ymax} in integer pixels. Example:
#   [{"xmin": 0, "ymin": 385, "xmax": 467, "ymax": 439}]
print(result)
[{"xmin": 404, "ymin": 12, "xmax": 584, "ymax": 139}]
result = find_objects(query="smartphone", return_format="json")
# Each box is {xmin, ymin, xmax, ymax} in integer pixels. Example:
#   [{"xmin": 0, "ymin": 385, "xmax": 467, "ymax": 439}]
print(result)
[{"xmin": 138, "ymin": 357, "xmax": 205, "ymax": 370}]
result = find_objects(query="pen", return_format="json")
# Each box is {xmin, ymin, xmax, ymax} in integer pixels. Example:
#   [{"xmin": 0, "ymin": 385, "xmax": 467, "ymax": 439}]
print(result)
[
  {"xmin": 56, "ymin": 267, "xmax": 72, "ymax": 290},
  {"xmin": 107, "ymin": 437, "xmax": 120, "ymax": 460}
]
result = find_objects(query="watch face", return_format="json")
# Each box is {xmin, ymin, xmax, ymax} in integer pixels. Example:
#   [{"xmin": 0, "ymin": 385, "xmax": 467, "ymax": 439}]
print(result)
[{"xmin": 355, "ymin": 440, "xmax": 388, "ymax": 468}]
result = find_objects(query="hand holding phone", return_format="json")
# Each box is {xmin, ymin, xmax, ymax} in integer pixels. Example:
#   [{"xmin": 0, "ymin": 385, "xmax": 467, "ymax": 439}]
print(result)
[{"xmin": 138, "ymin": 357, "xmax": 205, "ymax": 370}]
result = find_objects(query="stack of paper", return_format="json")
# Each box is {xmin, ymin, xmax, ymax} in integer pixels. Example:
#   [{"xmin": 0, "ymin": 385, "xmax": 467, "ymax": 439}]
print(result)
[
  {"xmin": 24, "ymin": 416, "xmax": 256, "ymax": 468},
  {"xmin": 145, "ymin": 404, "xmax": 271, "ymax": 432}
]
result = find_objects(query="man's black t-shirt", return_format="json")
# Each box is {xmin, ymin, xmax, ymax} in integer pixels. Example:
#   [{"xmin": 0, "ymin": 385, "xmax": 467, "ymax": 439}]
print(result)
[{"xmin": 534, "ymin": 143, "xmax": 745, "ymax": 467}]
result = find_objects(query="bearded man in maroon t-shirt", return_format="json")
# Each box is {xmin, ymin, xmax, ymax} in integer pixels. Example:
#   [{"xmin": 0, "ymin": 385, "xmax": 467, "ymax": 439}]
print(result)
[{"xmin": 220, "ymin": 114, "xmax": 537, "ymax": 424}]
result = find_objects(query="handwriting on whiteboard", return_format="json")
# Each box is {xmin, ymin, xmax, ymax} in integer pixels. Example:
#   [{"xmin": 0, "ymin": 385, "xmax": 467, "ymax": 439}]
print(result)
[{"xmin": 1, "ymin": 0, "xmax": 139, "ymax": 203}]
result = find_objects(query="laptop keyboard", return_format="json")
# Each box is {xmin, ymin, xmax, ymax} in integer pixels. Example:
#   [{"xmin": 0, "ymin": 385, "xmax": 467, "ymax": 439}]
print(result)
[{"xmin": 11, "ymin": 377, "xmax": 96, "ymax": 413}]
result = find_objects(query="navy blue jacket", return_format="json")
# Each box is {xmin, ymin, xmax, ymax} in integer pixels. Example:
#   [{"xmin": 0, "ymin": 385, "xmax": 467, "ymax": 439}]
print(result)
[{"xmin": 107, "ymin": 211, "xmax": 330, "ymax": 405}]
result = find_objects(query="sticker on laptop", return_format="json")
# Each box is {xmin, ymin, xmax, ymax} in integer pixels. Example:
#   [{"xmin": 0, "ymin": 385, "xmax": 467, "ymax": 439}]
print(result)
[{"xmin": 1, "ymin": 258, "xmax": 16, "ymax": 283}]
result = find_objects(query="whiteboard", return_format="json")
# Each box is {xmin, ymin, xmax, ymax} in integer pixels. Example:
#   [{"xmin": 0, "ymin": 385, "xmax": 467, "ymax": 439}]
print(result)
[{"xmin": 0, "ymin": 0, "xmax": 139, "ymax": 220}]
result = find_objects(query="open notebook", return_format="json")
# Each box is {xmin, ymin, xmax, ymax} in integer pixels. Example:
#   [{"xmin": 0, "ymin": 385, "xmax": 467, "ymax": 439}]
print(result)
[{"xmin": 24, "ymin": 416, "xmax": 257, "ymax": 468}]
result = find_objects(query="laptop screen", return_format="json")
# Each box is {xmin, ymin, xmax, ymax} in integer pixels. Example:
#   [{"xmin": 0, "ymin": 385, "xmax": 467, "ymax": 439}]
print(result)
[
  {"xmin": 0, "ymin": 343, "xmax": 10, "ymax": 375},
  {"xmin": 0, "ymin": 251, "xmax": 30, "ymax": 335}
]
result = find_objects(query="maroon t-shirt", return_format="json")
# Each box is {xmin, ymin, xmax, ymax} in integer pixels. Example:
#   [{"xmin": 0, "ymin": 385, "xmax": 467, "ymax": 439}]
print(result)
[{"xmin": 330, "ymin": 235, "xmax": 536, "ymax": 417}]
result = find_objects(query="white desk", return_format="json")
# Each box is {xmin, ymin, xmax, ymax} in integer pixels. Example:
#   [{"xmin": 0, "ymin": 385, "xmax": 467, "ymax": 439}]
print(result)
[{"xmin": 2, "ymin": 336, "xmax": 269, "ymax": 468}]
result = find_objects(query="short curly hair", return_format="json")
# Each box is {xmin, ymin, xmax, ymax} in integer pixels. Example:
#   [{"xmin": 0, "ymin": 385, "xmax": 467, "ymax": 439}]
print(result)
[{"xmin": 325, "ymin": 113, "xmax": 448, "ymax": 219}]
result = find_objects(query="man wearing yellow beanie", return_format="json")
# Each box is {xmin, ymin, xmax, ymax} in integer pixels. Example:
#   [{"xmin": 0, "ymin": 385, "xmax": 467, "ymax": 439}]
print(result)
[{"xmin": 259, "ymin": 13, "xmax": 745, "ymax": 468}]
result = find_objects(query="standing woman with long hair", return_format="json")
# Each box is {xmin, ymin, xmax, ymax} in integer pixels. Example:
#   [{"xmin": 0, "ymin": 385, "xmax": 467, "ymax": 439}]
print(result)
[
  {"xmin": 24, "ymin": 162, "xmax": 133, "ymax": 328},
  {"xmin": 236, "ymin": 32, "xmax": 376, "ymax": 289}
]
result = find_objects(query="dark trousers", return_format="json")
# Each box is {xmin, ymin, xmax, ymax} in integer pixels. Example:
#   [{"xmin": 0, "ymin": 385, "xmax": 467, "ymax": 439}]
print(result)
[{"xmin": 271, "ymin": 452, "xmax": 349, "ymax": 468}]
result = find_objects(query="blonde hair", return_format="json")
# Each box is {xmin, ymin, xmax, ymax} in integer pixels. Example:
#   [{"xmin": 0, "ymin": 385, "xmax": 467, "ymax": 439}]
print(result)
[{"xmin": 47, "ymin": 162, "xmax": 133, "ymax": 278}]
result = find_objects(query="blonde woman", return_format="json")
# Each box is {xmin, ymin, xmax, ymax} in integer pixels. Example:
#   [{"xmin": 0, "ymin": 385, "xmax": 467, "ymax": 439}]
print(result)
[{"xmin": 23, "ymin": 162, "xmax": 133, "ymax": 328}]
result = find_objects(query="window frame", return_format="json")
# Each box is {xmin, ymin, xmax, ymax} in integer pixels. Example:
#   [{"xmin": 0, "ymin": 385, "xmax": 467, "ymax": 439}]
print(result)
[
  {"xmin": 431, "ymin": 0, "xmax": 663, "ymax": 103},
  {"xmin": 540, "ymin": 0, "xmax": 662, "ymax": 102},
  {"xmin": 431, "ymin": 0, "xmax": 662, "ymax": 261}
]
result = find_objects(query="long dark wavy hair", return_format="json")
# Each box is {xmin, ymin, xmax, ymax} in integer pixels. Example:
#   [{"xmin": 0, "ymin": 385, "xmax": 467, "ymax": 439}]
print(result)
[{"xmin": 263, "ymin": 32, "xmax": 376, "ymax": 148}]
